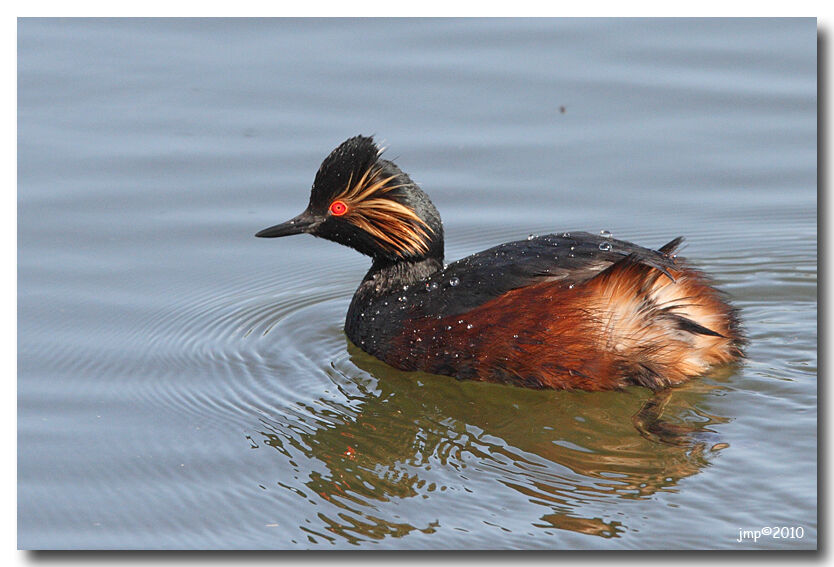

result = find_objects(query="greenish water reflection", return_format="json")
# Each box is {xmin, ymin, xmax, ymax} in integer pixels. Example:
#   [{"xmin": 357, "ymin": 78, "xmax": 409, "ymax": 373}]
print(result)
[{"xmin": 249, "ymin": 341, "xmax": 733, "ymax": 543}]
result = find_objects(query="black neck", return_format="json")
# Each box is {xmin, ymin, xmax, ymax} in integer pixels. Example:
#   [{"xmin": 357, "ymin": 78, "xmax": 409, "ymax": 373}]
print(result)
[
  {"xmin": 348, "ymin": 256, "xmax": 443, "ymax": 313},
  {"xmin": 361, "ymin": 256, "xmax": 444, "ymax": 294},
  {"xmin": 345, "ymin": 255, "xmax": 444, "ymax": 351}
]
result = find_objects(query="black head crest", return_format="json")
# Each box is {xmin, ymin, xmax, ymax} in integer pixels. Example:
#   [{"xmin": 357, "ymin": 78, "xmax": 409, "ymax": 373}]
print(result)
[{"xmin": 310, "ymin": 135, "xmax": 382, "ymax": 208}]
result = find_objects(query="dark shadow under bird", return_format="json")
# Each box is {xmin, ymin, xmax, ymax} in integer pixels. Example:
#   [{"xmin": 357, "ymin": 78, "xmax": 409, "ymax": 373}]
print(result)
[{"xmin": 256, "ymin": 135, "xmax": 744, "ymax": 391}]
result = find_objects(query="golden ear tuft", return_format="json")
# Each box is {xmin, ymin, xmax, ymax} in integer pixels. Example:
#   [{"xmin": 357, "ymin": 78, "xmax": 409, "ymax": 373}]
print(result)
[{"xmin": 334, "ymin": 165, "xmax": 434, "ymax": 257}]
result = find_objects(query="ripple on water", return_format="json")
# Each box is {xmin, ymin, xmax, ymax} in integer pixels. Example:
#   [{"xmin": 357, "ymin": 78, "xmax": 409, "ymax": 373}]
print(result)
[{"xmin": 129, "ymin": 264, "xmax": 356, "ymax": 431}]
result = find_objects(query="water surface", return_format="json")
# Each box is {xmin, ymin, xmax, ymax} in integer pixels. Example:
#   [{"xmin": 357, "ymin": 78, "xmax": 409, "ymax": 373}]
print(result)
[{"xmin": 18, "ymin": 18, "xmax": 817, "ymax": 549}]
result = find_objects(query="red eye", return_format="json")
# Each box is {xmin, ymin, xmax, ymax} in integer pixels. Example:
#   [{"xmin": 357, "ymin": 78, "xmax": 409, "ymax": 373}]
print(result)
[{"xmin": 329, "ymin": 200, "xmax": 348, "ymax": 216}]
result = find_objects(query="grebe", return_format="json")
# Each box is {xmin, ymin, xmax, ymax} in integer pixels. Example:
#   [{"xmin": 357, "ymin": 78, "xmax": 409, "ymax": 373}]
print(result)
[{"xmin": 256, "ymin": 136, "xmax": 744, "ymax": 390}]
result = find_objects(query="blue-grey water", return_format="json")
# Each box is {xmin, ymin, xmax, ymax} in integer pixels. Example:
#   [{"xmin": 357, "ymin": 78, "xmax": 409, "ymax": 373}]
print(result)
[{"xmin": 18, "ymin": 18, "xmax": 817, "ymax": 549}]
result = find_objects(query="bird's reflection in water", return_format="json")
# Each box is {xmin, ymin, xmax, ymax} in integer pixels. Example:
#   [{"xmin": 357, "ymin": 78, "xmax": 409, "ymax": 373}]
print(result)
[{"xmin": 248, "ymin": 341, "xmax": 734, "ymax": 544}]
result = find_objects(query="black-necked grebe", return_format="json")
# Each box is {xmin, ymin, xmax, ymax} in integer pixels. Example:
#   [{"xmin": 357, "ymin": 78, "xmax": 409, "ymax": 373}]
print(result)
[{"xmin": 256, "ymin": 135, "xmax": 744, "ymax": 390}]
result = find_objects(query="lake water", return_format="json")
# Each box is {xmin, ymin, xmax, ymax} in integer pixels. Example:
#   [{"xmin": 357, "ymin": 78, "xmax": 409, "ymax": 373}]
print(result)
[{"xmin": 18, "ymin": 18, "xmax": 817, "ymax": 549}]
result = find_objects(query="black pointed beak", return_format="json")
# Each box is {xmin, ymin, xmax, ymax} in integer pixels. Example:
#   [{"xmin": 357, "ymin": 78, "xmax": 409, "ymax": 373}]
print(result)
[{"xmin": 255, "ymin": 210, "xmax": 321, "ymax": 238}]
